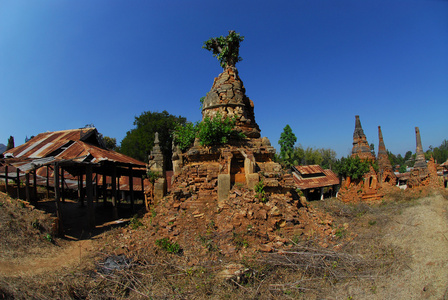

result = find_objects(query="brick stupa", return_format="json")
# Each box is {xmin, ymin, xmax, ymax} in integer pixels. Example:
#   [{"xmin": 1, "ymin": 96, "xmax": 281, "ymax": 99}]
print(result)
[
  {"xmin": 351, "ymin": 115, "xmax": 375, "ymax": 160},
  {"xmin": 202, "ymin": 67, "xmax": 261, "ymax": 139}
]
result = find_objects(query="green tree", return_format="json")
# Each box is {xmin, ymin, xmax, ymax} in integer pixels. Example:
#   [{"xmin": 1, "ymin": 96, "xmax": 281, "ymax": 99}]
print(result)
[
  {"xmin": 203, "ymin": 30, "xmax": 244, "ymax": 68},
  {"xmin": 303, "ymin": 147, "xmax": 323, "ymax": 165},
  {"xmin": 318, "ymin": 148, "xmax": 338, "ymax": 169},
  {"xmin": 6, "ymin": 136, "xmax": 14, "ymax": 150},
  {"xmin": 103, "ymin": 136, "xmax": 118, "ymax": 151},
  {"xmin": 119, "ymin": 110, "xmax": 186, "ymax": 168},
  {"xmin": 334, "ymin": 156, "xmax": 373, "ymax": 180},
  {"xmin": 432, "ymin": 139, "xmax": 448, "ymax": 163},
  {"xmin": 278, "ymin": 125, "xmax": 297, "ymax": 168}
]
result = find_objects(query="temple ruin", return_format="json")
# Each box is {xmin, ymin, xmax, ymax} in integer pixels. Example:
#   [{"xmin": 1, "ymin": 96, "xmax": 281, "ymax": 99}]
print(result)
[{"xmin": 144, "ymin": 32, "xmax": 335, "ymax": 255}]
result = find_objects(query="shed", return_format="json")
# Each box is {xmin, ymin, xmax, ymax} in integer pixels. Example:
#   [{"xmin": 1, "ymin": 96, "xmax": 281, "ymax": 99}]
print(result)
[
  {"xmin": 0, "ymin": 128, "xmax": 147, "ymax": 233},
  {"xmin": 292, "ymin": 165, "xmax": 340, "ymax": 200}
]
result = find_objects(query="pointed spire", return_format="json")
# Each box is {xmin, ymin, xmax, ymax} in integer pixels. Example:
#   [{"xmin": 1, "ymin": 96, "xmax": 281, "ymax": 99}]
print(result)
[
  {"xmin": 414, "ymin": 127, "xmax": 427, "ymax": 169},
  {"xmin": 351, "ymin": 115, "xmax": 374, "ymax": 160},
  {"xmin": 377, "ymin": 126, "xmax": 391, "ymax": 171}
]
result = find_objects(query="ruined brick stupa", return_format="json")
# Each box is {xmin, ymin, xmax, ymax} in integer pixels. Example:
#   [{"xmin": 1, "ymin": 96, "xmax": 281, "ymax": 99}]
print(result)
[
  {"xmin": 351, "ymin": 115, "xmax": 375, "ymax": 160},
  {"xmin": 144, "ymin": 31, "xmax": 334, "ymax": 255}
]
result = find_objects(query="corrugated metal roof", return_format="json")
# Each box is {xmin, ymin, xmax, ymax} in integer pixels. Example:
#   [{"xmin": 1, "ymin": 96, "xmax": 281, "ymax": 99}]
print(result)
[
  {"xmin": 293, "ymin": 165, "xmax": 325, "ymax": 175},
  {"xmin": 293, "ymin": 167, "xmax": 340, "ymax": 190},
  {"xmin": 5, "ymin": 128, "xmax": 96, "ymax": 158}
]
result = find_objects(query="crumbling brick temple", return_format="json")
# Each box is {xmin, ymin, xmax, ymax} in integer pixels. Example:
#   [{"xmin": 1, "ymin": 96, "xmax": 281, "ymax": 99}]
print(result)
[
  {"xmin": 338, "ymin": 116, "xmax": 397, "ymax": 202},
  {"xmin": 144, "ymin": 32, "xmax": 335, "ymax": 255}
]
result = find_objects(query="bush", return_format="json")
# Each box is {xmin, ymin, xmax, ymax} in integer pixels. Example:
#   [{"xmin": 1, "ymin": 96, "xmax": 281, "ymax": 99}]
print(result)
[
  {"xmin": 173, "ymin": 113, "xmax": 245, "ymax": 150},
  {"xmin": 334, "ymin": 156, "xmax": 376, "ymax": 179},
  {"xmin": 173, "ymin": 122, "xmax": 198, "ymax": 151},
  {"xmin": 155, "ymin": 238, "xmax": 181, "ymax": 254}
]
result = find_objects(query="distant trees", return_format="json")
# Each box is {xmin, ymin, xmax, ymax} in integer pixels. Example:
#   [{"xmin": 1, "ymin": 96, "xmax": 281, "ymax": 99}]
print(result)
[
  {"xmin": 6, "ymin": 136, "xmax": 14, "ymax": 150},
  {"xmin": 276, "ymin": 125, "xmax": 338, "ymax": 169},
  {"xmin": 119, "ymin": 110, "xmax": 187, "ymax": 168},
  {"xmin": 103, "ymin": 136, "xmax": 118, "ymax": 151},
  {"xmin": 333, "ymin": 156, "xmax": 376, "ymax": 180},
  {"xmin": 425, "ymin": 139, "xmax": 448, "ymax": 163}
]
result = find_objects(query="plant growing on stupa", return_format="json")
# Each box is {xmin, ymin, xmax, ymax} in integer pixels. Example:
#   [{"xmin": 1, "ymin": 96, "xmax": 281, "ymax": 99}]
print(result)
[{"xmin": 203, "ymin": 30, "xmax": 244, "ymax": 68}]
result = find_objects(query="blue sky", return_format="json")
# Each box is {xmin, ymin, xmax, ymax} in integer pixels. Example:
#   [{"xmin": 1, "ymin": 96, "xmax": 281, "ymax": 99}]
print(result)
[{"xmin": 1, "ymin": 0, "xmax": 447, "ymax": 158}]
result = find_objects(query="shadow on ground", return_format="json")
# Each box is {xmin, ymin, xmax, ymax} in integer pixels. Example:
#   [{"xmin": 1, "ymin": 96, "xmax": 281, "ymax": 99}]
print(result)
[{"xmin": 37, "ymin": 199, "xmax": 145, "ymax": 240}]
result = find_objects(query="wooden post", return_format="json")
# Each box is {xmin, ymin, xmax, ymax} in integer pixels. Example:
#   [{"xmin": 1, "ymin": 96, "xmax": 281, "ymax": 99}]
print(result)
[
  {"xmin": 80, "ymin": 174, "xmax": 85, "ymax": 207},
  {"xmin": 46, "ymin": 166, "xmax": 50, "ymax": 199},
  {"xmin": 117, "ymin": 176, "xmax": 121, "ymax": 206},
  {"xmin": 16, "ymin": 169, "xmax": 20, "ymax": 199},
  {"xmin": 111, "ymin": 165, "xmax": 118, "ymax": 219},
  {"xmin": 25, "ymin": 172, "xmax": 30, "ymax": 203},
  {"xmin": 86, "ymin": 164, "xmax": 95, "ymax": 229},
  {"xmin": 33, "ymin": 170, "xmax": 37, "ymax": 204},
  {"xmin": 102, "ymin": 172, "xmax": 107, "ymax": 206},
  {"xmin": 77, "ymin": 175, "xmax": 82, "ymax": 203},
  {"xmin": 61, "ymin": 168, "xmax": 65, "ymax": 203},
  {"xmin": 5, "ymin": 166, "xmax": 8, "ymax": 196},
  {"xmin": 53, "ymin": 163, "xmax": 64, "ymax": 236},
  {"xmin": 129, "ymin": 166, "xmax": 134, "ymax": 213},
  {"xmin": 95, "ymin": 173, "xmax": 99, "ymax": 203}
]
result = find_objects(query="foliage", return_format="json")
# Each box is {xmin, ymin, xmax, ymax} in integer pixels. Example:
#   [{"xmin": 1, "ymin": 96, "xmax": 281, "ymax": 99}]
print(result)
[
  {"xmin": 173, "ymin": 113, "xmax": 245, "ymax": 150},
  {"xmin": 129, "ymin": 215, "xmax": 143, "ymax": 230},
  {"xmin": 334, "ymin": 156, "xmax": 374, "ymax": 179},
  {"xmin": 426, "ymin": 139, "xmax": 448, "ymax": 164},
  {"xmin": 102, "ymin": 136, "xmax": 117, "ymax": 151},
  {"xmin": 6, "ymin": 136, "xmax": 14, "ymax": 150},
  {"xmin": 119, "ymin": 110, "xmax": 187, "ymax": 166},
  {"xmin": 196, "ymin": 113, "xmax": 245, "ymax": 147},
  {"xmin": 203, "ymin": 30, "xmax": 244, "ymax": 68},
  {"xmin": 398, "ymin": 165, "xmax": 407, "ymax": 173},
  {"xmin": 279, "ymin": 125, "xmax": 296, "ymax": 157},
  {"xmin": 173, "ymin": 122, "xmax": 198, "ymax": 151},
  {"xmin": 146, "ymin": 170, "xmax": 160, "ymax": 184},
  {"xmin": 155, "ymin": 238, "xmax": 181, "ymax": 254},
  {"xmin": 254, "ymin": 180, "xmax": 267, "ymax": 203},
  {"xmin": 199, "ymin": 96, "xmax": 205, "ymax": 110}
]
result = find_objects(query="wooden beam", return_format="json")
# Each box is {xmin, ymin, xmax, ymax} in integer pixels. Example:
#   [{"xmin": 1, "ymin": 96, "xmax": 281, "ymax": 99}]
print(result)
[
  {"xmin": 46, "ymin": 166, "xmax": 50, "ymax": 199},
  {"xmin": 25, "ymin": 172, "xmax": 30, "ymax": 203},
  {"xmin": 53, "ymin": 163, "xmax": 64, "ymax": 236},
  {"xmin": 33, "ymin": 170, "xmax": 37, "ymax": 204},
  {"xmin": 111, "ymin": 165, "xmax": 118, "ymax": 219},
  {"xmin": 61, "ymin": 168, "xmax": 65, "ymax": 203},
  {"xmin": 102, "ymin": 172, "xmax": 107, "ymax": 206},
  {"xmin": 86, "ymin": 164, "xmax": 95, "ymax": 229},
  {"xmin": 16, "ymin": 169, "xmax": 20, "ymax": 199},
  {"xmin": 5, "ymin": 166, "xmax": 8, "ymax": 196},
  {"xmin": 129, "ymin": 166, "xmax": 134, "ymax": 213}
]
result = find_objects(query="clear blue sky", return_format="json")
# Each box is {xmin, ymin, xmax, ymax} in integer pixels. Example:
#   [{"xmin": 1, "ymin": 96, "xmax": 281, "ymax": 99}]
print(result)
[{"xmin": 1, "ymin": 0, "xmax": 447, "ymax": 158}]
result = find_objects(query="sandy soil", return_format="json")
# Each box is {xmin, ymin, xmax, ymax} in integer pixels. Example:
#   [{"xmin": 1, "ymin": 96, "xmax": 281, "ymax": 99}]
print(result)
[
  {"xmin": 0, "ymin": 239, "xmax": 94, "ymax": 277},
  {"xmin": 374, "ymin": 194, "xmax": 448, "ymax": 299}
]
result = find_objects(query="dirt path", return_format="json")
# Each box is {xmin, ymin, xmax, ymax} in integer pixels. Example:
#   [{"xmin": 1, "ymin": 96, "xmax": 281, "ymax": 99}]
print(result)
[
  {"xmin": 375, "ymin": 194, "xmax": 448, "ymax": 299},
  {"xmin": 0, "ymin": 239, "xmax": 95, "ymax": 277}
]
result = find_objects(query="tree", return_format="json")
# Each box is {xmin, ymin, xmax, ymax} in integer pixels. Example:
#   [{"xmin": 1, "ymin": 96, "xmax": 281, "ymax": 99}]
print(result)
[
  {"xmin": 278, "ymin": 125, "xmax": 297, "ymax": 167},
  {"xmin": 370, "ymin": 143, "xmax": 375, "ymax": 157},
  {"xmin": 203, "ymin": 30, "xmax": 244, "ymax": 69},
  {"xmin": 6, "ymin": 136, "xmax": 14, "ymax": 150},
  {"xmin": 318, "ymin": 148, "xmax": 337, "ymax": 169},
  {"xmin": 334, "ymin": 156, "xmax": 372, "ymax": 180},
  {"xmin": 103, "ymin": 136, "xmax": 118, "ymax": 151},
  {"xmin": 119, "ymin": 110, "xmax": 187, "ymax": 169}
]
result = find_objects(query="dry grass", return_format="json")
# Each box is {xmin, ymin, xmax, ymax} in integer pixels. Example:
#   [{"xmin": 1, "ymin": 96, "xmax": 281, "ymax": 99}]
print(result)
[{"xmin": 1, "ymin": 190, "xmax": 436, "ymax": 299}]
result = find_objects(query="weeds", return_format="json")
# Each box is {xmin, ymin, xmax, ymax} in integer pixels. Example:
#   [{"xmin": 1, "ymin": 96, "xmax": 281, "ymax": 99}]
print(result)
[
  {"xmin": 129, "ymin": 215, "xmax": 143, "ymax": 230},
  {"xmin": 155, "ymin": 238, "xmax": 182, "ymax": 254}
]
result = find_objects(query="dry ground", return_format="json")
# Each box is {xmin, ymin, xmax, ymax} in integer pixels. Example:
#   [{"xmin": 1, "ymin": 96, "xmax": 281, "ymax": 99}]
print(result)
[{"xmin": 0, "ymin": 190, "xmax": 447, "ymax": 299}]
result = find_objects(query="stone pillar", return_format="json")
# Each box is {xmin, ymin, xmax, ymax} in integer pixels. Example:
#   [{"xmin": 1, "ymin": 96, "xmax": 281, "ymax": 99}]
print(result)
[
  {"xmin": 218, "ymin": 174, "xmax": 230, "ymax": 208},
  {"xmin": 351, "ymin": 115, "xmax": 375, "ymax": 160},
  {"xmin": 148, "ymin": 132, "xmax": 166, "ymax": 203}
]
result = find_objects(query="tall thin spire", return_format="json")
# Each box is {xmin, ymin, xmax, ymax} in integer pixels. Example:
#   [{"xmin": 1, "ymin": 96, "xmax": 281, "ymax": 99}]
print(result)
[
  {"xmin": 377, "ymin": 126, "xmax": 391, "ymax": 171},
  {"xmin": 414, "ymin": 127, "xmax": 427, "ymax": 169}
]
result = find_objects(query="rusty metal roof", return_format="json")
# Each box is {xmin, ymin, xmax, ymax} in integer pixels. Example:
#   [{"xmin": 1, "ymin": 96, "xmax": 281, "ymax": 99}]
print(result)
[
  {"xmin": 3, "ymin": 128, "xmax": 145, "ymax": 169},
  {"xmin": 293, "ymin": 166, "xmax": 340, "ymax": 190},
  {"xmin": 293, "ymin": 165, "xmax": 326, "ymax": 175}
]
